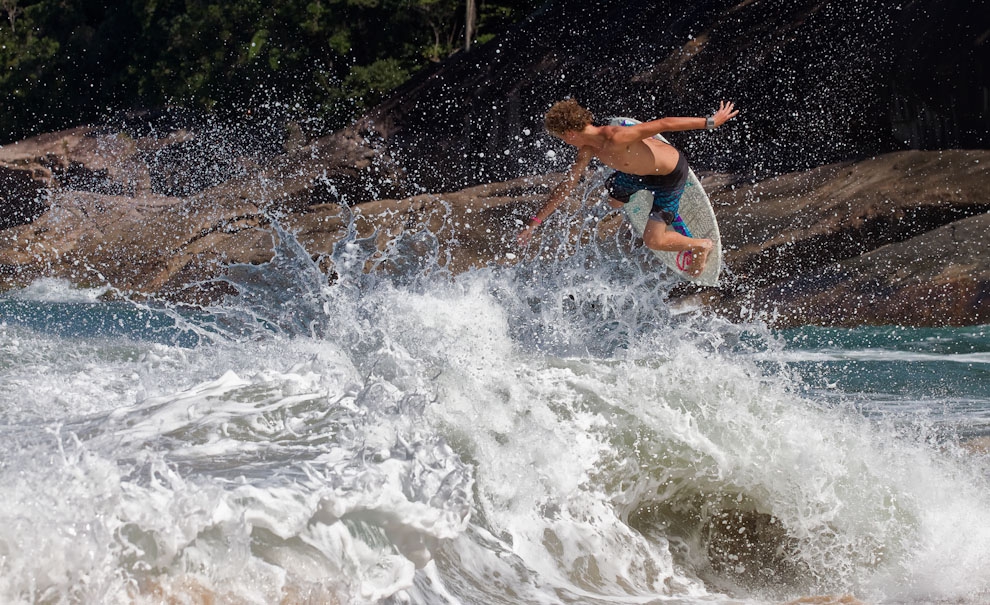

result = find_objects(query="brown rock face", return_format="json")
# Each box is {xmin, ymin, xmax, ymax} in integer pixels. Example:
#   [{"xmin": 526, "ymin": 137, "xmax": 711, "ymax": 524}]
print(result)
[
  {"xmin": 1, "ymin": 138, "xmax": 986, "ymax": 330},
  {"xmin": 0, "ymin": 189, "xmax": 272, "ymax": 300},
  {"xmin": 0, "ymin": 144, "xmax": 558, "ymax": 302},
  {"xmin": 0, "ymin": 117, "xmax": 398, "ymax": 300},
  {"xmin": 702, "ymin": 150, "xmax": 990, "ymax": 327},
  {"xmin": 719, "ymin": 212, "xmax": 990, "ymax": 328}
]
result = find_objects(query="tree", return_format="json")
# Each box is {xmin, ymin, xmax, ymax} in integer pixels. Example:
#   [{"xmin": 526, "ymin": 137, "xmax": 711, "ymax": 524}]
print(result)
[
  {"xmin": 465, "ymin": 0, "xmax": 476, "ymax": 51},
  {"xmin": 0, "ymin": 0, "xmax": 22, "ymax": 32},
  {"xmin": 0, "ymin": 0, "xmax": 541, "ymax": 143}
]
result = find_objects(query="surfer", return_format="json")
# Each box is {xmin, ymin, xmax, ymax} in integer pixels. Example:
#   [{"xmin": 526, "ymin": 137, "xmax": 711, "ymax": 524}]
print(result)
[{"xmin": 517, "ymin": 99, "xmax": 739, "ymax": 276}]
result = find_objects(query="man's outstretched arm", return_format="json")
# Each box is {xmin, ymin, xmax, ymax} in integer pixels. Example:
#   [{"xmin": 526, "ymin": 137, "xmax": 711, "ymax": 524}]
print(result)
[
  {"xmin": 517, "ymin": 146, "xmax": 594, "ymax": 246},
  {"xmin": 610, "ymin": 101, "xmax": 739, "ymax": 143}
]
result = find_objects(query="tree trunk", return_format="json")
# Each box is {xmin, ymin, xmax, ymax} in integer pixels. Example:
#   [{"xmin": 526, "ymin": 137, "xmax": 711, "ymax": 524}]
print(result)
[{"xmin": 464, "ymin": 0, "xmax": 476, "ymax": 51}]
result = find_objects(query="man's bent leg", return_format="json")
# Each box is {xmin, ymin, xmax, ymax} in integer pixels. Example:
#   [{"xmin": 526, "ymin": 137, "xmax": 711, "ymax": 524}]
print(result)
[{"xmin": 642, "ymin": 219, "xmax": 712, "ymax": 276}]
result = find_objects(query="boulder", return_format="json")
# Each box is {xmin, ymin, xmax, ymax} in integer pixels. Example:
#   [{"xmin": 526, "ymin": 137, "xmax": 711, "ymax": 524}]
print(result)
[
  {"xmin": 0, "ymin": 126, "xmax": 152, "ymax": 197},
  {"xmin": 282, "ymin": 175, "xmax": 560, "ymax": 275},
  {"xmin": 701, "ymin": 150, "xmax": 990, "ymax": 327},
  {"xmin": 708, "ymin": 150, "xmax": 989, "ymax": 282},
  {"xmin": 1, "ymin": 142, "xmax": 988, "ymax": 330},
  {"xmin": 0, "ymin": 173, "xmax": 557, "ymax": 302},
  {"xmin": 715, "ymin": 212, "xmax": 990, "ymax": 328},
  {"xmin": 0, "ymin": 189, "xmax": 272, "ymax": 301}
]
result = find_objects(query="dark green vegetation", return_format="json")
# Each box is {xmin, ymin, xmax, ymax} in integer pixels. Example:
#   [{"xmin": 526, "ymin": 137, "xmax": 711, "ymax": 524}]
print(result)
[{"xmin": 0, "ymin": 0, "xmax": 538, "ymax": 143}]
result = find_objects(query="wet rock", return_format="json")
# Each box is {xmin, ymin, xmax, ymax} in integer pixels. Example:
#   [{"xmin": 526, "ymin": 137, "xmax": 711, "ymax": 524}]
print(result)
[
  {"xmin": 0, "ymin": 189, "xmax": 272, "ymax": 301},
  {"xmin": 0, "ymin": 126, "xmax": 152, "ymax": 200},
  {"xmin": 0, "ymin": 165, "xmax": 48, "ymax": 229},
  {"xmin": 141, "ymin": 138, "xmax": 244, "ymax": 197},
  {"xmin": 283, "ymin": 174, "xmax": 560, "ymax": 275},
  {"xmin": 734, "ymin": 212, "xmax": 990, "ymax": 328},
  {"xmin": 961, "ymin": 436, "xmax": 990, "ymax": 455},
  {"xmin": 702, "ymin": 150, "xmax": 990, "ymax": 327},
  {"xmin": 0, "ymin": 170, "xmax": 556, "ymax": 304}
]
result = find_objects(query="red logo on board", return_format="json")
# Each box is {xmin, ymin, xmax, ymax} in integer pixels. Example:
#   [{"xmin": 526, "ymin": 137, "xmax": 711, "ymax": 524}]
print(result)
[{"xmin": 676, "ymin": 250, "xmax": 693, "ymax": 271}]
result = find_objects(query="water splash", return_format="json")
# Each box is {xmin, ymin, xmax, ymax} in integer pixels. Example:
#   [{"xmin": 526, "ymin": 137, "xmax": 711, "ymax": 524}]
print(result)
[{"xmin": 0, "ymin": 208, "xmax": 988, "ymax": 604}]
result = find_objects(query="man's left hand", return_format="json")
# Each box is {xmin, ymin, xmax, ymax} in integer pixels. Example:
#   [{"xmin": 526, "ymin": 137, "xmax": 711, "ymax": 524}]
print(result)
[{"xmin": 713, "ymin": 100, "xmax": 739, "ymax": 127}]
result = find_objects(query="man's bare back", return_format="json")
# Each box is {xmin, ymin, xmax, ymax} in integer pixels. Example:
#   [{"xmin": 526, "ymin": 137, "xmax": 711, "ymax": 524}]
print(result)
[{"xmin": 591, "ymin": 130, "xmax": 680, "ymax": 176}]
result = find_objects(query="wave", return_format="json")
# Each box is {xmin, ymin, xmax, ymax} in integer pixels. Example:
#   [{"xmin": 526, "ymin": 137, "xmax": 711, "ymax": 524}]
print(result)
[
  {"xmin": 6, "ymin": 277, "xmax": 111, "ymax": 303},
  {"xmin": 0, "ymin": 222, "xmax": 988, "ymax": 604}
]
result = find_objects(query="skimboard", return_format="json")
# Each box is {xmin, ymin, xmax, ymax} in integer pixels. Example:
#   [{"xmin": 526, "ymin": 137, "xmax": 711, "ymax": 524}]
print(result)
[{"xmin": 607, "ymin": 117, "xmax": 722, "ymax": 286}]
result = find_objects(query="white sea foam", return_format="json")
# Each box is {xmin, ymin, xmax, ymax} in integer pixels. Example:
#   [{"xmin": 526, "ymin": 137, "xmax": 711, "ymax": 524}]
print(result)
[
  {"xmin": 0, "ymin": 235, "xmax": 988, "ymax": 605},
  {"xmin": 7, "ymin": 277, "xmax": 110, "ymax": 302}
]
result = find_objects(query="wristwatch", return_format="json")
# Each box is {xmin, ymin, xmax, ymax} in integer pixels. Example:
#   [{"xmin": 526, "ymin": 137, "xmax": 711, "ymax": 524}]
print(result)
[{"xmin": 705, "ymin": 116, "xmax": 716, "ymax": 130}]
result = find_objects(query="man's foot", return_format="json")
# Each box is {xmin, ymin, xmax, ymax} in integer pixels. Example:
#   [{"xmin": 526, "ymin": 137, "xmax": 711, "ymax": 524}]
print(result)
[{"xmin": 685, "ymin": 239, "xmax": 713, "ymax": 277}]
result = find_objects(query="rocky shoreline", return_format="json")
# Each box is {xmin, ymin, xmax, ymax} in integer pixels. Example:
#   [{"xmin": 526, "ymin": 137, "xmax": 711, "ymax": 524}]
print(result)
[
  {"xmin": 702, "ymin": 150, "xmax": 990, "ymax": 327},
  {"xmin": 0, "ymin": 125, "xmax": 986, "ymax": 328}
]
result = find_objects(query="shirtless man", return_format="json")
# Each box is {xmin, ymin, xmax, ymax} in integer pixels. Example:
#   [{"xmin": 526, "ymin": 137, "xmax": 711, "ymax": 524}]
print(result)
[{"xmin": 517, "ymin": 99, "xmax": 739, "ymax": 276}]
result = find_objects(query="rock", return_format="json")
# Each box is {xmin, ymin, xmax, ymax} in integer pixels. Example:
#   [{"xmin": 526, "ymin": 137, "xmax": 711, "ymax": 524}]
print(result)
[
  {"xmin": 0, "ymin": 113, "xmax": 309, "ymax": 207},
  {"xmin": 0, "ymin": 125, "xmax": 985, "ymax": 329},
  {"xmin": 0, "ymin": 116, "xmax": 424, "ymax": 300},
  {"xmin": 0, "ymin": 143, "xmax": 987, "ymax": 330},
  {"xmin": 283, "ymin": 175, "xmax": 560, "ymax": 274},
  {"xmin": 0, "ymin": 189, "xmax": 273, "ymax": 301},
  {"xmin": 720, "ymin": 212, "xmax": 990, "ymax": 327},
  {"xmin": 702, "ymin": 150, "xmax": 990, "ymax": 327},
  {"xmin": 961, "ymin": 436, "xmax": 990, "ymax": 455},
  {"xmin": 0, "ymin": 172, "xmax": 558, "ymax": 302},
  {"xmin": 0, "ymin": 165, "xmax": 47, "ymax": 230},
  {"xmin": 710, "ymin": 151, "xmax": 989, "ymax": 287},
  {"xmin": 0, "ymin": 126, "xmax": 153, "ymax": 197}
]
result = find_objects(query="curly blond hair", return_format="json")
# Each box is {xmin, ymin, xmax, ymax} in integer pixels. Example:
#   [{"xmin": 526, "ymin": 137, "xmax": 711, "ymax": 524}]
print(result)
[{"xmin": 544, "ymin": 99, "xmax": 593, "ymax": 136}]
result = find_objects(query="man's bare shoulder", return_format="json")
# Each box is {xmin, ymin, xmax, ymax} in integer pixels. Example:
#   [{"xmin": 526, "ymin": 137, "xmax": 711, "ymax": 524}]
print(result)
[
  {"xmin": 597, "ymin": 124, "xmax": 625, "ymax": 138},
  {"xmin": 599, "ymin": 123, "xmax": 648, "ymax": 147}
]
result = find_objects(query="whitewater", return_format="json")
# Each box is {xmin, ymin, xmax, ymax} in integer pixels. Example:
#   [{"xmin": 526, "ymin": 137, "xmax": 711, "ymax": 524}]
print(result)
[{"xmin": 0, "ymin": 212, "xmax": 988, "ymax": 605}]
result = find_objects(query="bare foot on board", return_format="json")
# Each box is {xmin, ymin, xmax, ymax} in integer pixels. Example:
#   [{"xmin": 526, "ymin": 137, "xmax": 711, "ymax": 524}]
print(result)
[{"xmin": 685, "ymin": 239, "xmax": 713, "ymax": 277}]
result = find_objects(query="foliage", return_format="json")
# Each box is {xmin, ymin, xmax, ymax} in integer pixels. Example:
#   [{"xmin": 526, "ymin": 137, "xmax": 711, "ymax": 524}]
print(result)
[{"xmin": 0, "ymin": 0, "xmax": 540, "ymax": 143}]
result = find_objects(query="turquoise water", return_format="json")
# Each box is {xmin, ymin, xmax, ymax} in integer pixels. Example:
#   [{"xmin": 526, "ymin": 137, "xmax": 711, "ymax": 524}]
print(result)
[
  {"xmin": 773, "ymin": 326, "xmax": 990, "ymax": 438},
  {"xmin": 0, "ymin": 231, "xmax": 987, "ymax": 604}
]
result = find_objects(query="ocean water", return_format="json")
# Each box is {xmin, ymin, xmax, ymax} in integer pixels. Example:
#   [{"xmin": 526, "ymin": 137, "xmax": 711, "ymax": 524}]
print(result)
[{"xmin": 0, "ymin": 224, "xmax": 988, "ymax": 605}]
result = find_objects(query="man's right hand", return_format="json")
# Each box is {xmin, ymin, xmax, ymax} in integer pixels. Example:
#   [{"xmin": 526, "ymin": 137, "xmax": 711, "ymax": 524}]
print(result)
[{"xmin": 517, "ymin": 224, "xmax": 537, "ymax": 247}]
